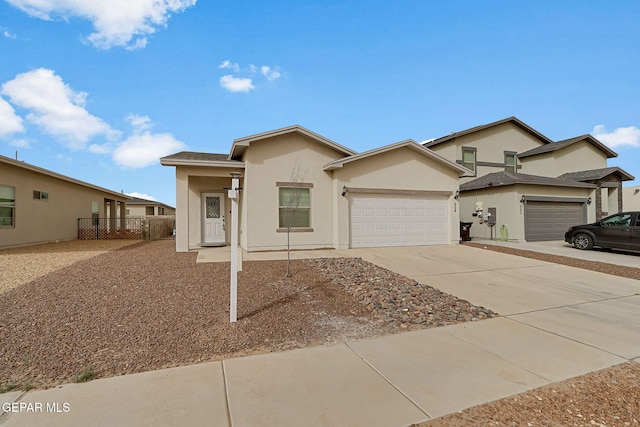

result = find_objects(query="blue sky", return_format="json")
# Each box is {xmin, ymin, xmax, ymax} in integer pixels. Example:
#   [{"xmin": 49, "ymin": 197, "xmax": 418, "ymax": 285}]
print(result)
[{"xmin": 1, "ymin": 0, "xmax": 639, "ymax": 206}]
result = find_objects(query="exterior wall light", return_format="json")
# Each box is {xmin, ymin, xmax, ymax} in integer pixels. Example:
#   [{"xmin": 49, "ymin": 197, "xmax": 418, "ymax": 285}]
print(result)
[
  {"xmin": 520, "ymin": 195, "xmax": 526, "ymax": 203},
  {"xmin": 342, "ymin": 186, "xmax": 348, "ymax": 197},
  {"xmin": 587, "ymin": 197, "xmax": 592, "ymax": 204},
  {"xmin": 454, "ymin": 190, "xmax": 459, "ymax": 199}
]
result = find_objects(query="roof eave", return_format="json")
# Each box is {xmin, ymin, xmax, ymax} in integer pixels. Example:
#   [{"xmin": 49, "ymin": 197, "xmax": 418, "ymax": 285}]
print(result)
[
  {"xmin": 0, "ymin": 155, "xmax": 127, "ymax": 201},
  {"xmin": 426, "ymin": 117, "xmax": 554, "ymax": 148},
  {"xmin": 323, "ymin": 140, "xmax": 472, "ymax": 177},
  {"xmin": 160, "ymin": 158, "xmax": 245, "ymax": 168}
]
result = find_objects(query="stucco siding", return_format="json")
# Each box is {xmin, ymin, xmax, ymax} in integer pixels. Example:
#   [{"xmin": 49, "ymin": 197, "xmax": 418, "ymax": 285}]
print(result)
[
  {"xmin": 623, "ymin": 186, "xmax": 640, "ymax": 211},
  {"xmin": 553, "ymin": 141, "xmax": 608, "ymax": 175},
  {"xmin": 1, "ymin": 162, "xmax": 126, "ymax": 248},
  {"xmin": 243, "ymin": 133, "xmax": 345, "ymax": 251},
  {"xmin": 432, "ymin": 123, "xmax": 547, "ymax": 183},
  {"xmin": 459, "ymin": 184, "xmax": 594, "ymax": 242},
  {"xmin": 518, "ymin": 153, "xmax": 555, "ymax": 176}
]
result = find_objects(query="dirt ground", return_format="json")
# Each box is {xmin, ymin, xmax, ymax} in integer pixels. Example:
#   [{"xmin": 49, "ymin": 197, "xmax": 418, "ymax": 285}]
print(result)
[{"xmin": 1, "ymin": 239, "xmax": 639, "ymax": 425}]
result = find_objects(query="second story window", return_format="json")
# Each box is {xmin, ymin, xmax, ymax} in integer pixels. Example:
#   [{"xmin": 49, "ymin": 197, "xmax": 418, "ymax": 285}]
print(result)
[
  {"xmin": 462, "ymin": 147, "xmax": 476, "ymax": 174},
  {"xmin": 504, "ymin": 152, "xmax": 517, "ymax": 173}
]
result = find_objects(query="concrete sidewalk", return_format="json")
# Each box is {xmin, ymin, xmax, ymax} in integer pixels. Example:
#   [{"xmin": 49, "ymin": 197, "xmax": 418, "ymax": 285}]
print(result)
[{"xmin": 2, "ymin": 245, "xmax": 640, "ymax": 426}]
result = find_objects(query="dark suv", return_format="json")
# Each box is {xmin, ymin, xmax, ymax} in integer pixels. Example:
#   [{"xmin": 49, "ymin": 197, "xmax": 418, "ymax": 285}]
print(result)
[{"xmin": 564, "ymin": 212, "xmax": 640, "ymax": 251}]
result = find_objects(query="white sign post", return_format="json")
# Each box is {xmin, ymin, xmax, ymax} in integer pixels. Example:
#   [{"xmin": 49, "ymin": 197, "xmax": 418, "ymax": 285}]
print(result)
[{"xmin": 228, "ymin": 172, "xmax": 242, "ymax": 323}]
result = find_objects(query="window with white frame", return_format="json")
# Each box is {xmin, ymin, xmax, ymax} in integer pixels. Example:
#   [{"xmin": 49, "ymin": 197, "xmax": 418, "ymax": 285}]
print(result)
[
  {"xmin": 278, "ymin": 185, "xmax": 311, "ymax": 229},
  {"xmin": 0, "ymin": 185, "xmax": 16, "ymax": 227},
  {"xmin": 462, "ymin": 147, "xmax": 476, "ymax": 174}
]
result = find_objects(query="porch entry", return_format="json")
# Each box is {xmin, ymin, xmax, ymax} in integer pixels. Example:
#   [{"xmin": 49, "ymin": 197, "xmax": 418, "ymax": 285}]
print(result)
[{"xmin": 202, "ymin": 192, "xmax": 226, "ymax": 246}]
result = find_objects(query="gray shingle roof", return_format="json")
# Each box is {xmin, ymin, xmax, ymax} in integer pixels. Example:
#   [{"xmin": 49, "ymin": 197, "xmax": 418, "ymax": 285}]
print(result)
[
  {"xmin": 518, "ymin": 135, "xmax": 617, "ymax": 159},
  {"xmin": 559, "ymin": 167, "xmax": 635, "ymax": 182},
  {"xmin": 424, "ymin": 117, "xmax": 553, "ymax": 148},
  {"xmin": 160, "ymin": 151, "xmax": 230, "ymax": 161},
  {"xmin": 460, "ymin": 171, "xmax": 596, "ymax": 191}
]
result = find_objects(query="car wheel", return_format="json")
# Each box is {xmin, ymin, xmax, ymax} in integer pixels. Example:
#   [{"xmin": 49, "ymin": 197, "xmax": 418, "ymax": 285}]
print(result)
[{"xmin": 574, "ymin": 234, "xmax": 593, "ymax": 250}]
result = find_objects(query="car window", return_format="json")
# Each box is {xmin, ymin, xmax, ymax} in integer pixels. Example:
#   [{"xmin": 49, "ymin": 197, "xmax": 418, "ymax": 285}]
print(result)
[{"xmin": 601, "ymin": 214, "xmax": 632, "ymax": 227}]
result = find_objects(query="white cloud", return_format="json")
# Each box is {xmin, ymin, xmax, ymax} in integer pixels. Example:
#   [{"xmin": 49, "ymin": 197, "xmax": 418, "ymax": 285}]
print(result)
[
  {"xmin": 219, "ymin": 60, "xmax": 240, "ymax": 73},
  {"xmin": 111, "ymin": 115, "xmax": 185, "ymax": 168},
  {"xmin": 88, "ymin": 142, "xmax": 114, "ymax": 154},
  {"xmin": 0, "ymin": 96, "xmax": 25, "ymax": 136},
  {"xmin": 261, "ymin": 65, "xmax": 281, "ymax": 82},
  {"xmin": 126, "ymin": 114, "xmax": 153, "ymax": 132},
  {"xmin": 126, "ymin": 192, "xmax": 157, "ymax": 201},
  {"xmin": 5, "ymin": 0, "xmax": 197, "ymax": 50},
  {"xmin": 3, "ymin": 29, "xmax": 17, "ymax": 39},
  {"xmin": 113, "ymin": 132, "xmax": 185, "ymax": 168},
  {"xmin": 1, "ymin": 68, "xmax": 115, "ymax": 149},
  {"xmin": 593, "ymin": 124, "xmax": 640, "ymax": 148},
  {"xmin": 218, "ymin": 61, "xmax": 283, "ymax": 93},
  {"xmin": 10, "ymin": 138, "xmax": 30, "ymax": 148},
  {"xmin": 219, "ymin": 75, "xmax": 255, "ymax": 93}
]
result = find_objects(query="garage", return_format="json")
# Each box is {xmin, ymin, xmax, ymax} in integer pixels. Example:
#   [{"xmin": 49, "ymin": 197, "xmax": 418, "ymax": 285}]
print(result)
[
  {"xmin": 350, "ymin": 194, "xmax": 449, "ymax": 248},
  {"xmin": 524, "ymin": 201, "xmax": 586, "ymax": 241}
]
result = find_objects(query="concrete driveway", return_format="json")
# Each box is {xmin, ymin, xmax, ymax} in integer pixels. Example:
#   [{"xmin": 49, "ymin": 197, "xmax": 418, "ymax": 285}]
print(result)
[
  {"xmin": 479, "ymin": 239, "xmax": 640, "ymax": 268},
  {"xmin": 3, "ymin": 244, "xmax": 639, "ymax": 427}
]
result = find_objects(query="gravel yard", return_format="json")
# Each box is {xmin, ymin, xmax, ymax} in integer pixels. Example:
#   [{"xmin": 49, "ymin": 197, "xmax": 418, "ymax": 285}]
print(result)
[
  {"xmin": 1, "ymin": 239, "xmax": 639, "ymax": 425},
  {"xmin": 0, "ymin": 240, "xmax": 496, "ymax": 391}
]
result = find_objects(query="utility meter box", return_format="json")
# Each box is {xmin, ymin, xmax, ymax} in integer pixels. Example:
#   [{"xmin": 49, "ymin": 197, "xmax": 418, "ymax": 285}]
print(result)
[
  {"xmin": 488, "ymin": 207, "xmax": 497, "ymax": 225},
  {"xmin": 475, "ymin": 201, "xmax": 483, "ymax": 212}
]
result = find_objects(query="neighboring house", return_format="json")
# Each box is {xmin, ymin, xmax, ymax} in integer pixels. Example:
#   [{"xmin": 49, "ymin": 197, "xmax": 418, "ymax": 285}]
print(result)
[
  {"xmin": 108, "ymin": 196, "xmax": 176, "ymax": 217},
  {"xmin": 161, "ymin": 125, "xmax": 470, "ymax": 252},
  {"xmin": 0, "ymin": 155, "xmax": 128, "ymax": 248},
  {"xmin": 126, "ymin": 197, "xmax": 175, "ymax": 217},
  {"xmin": 623, "ymin": 185, "xmax": 640, "ymax": 211},
  {"xmin": 424, "ymin": 117, "xmax": 635, "ymax": 242}
]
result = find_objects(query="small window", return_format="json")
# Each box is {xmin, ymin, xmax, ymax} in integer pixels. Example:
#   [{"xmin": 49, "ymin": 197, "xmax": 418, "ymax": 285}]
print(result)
[
  {"xmin": 504, "ymin": 152, "xmax": 517, "ymax": 173},
  {"xmin": 146, "ymin": 206, "xmax": 155, "ymax": 215},
  {"xmin": 278, "ymin": 187, "xmax": 311, "ymax": 228},
  {"xmin": 462, "ymin": 147, "xmax": 476, "ymax": 174},
  {"xmin": 33, "ymin": 190, "xmax": 49, "ymax": 201},
  {"xmin": 0, "ymin": 185, "xmax": 16, "ymax": 227}
]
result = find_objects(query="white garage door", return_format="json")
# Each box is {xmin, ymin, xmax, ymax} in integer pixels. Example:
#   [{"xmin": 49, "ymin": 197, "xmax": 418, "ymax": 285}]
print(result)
[{"xmin": 350, "ymin": 194, "xmax": 449, "ymax": 248}]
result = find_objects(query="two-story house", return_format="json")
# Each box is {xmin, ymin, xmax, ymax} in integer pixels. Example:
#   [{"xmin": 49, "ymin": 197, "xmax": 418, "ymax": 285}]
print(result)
[{"xmin": 424, "ymin": 117, "xmax": 635, "ymax": 242}]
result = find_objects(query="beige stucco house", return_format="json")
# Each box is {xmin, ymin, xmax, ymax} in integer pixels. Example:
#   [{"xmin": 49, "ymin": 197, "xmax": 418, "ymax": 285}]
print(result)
[
  {"xmin": 0, "ymin": 154, "xmax": 128, "ymax": 248},
  {"xmin": 161, "ymin": 126, "xmax": 470, "ymax": 252},
  {"xmin": 125, "ymin": 197, "xmax": 175, "ymax": 217},
  {"xmin": 107, "ymin": 196, "xmax": 176, "ymax": 217},
  {"xmin": 424, "ymin": 117, "xmax": 635, "ymax": 242},
  {"xmin": 623, "ymin": 185, "xmax": 640, "ymax": 211}
]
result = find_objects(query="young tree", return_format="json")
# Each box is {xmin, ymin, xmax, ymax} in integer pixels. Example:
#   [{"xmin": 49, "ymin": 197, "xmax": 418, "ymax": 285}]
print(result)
[{"xmin": 280, "ymin": 164, "xmax": 307, "ymax": 277}]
